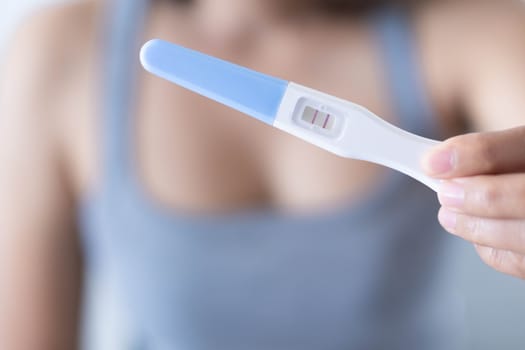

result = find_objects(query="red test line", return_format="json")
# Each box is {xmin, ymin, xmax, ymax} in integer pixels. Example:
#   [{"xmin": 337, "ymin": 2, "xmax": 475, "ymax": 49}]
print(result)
[
  {"xmin": 323, "ymin": 114, "xmax": 331, "ymax": 129},
  {"xmin": 312, "ymin": 110, "xmax": 319, "ymax": 124}
]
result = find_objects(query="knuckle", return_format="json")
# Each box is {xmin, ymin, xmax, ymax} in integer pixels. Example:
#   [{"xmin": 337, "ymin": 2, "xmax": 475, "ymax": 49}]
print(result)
[
  {"xmin": 462, "ymin": 178, "xmax": 499, "ymax": 216},
  {"xmin": 471, "ymin": 135, "xmax": 497, "ymax": 172},
  {"xmin": 483, "ymin": 247, "xmax": 506, "ymax": 270},
  {"xmin": 478, "ymin": 181, "xmax": 501, "ymax": 208},
  {"xmin": 461, "ymin": 217, "xmax": 482, "ymax": 243}
]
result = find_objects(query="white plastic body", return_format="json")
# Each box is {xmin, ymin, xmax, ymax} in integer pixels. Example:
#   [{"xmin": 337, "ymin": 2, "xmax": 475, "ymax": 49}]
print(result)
[{"xmin": 273, "ymin": 83, "xmax": 441, "ymax": 192}]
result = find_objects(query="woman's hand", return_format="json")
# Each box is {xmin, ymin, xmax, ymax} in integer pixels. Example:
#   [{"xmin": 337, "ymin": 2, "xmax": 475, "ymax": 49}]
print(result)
[{"xmin": 423, "ymin": 126, "xmax": 525, "ymax": 279}]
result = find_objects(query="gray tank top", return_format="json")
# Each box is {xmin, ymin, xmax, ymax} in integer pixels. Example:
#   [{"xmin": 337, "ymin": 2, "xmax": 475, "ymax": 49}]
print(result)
[{"xmin": 80, "ymin": 1, "xmax": 465, "ymax": 349}]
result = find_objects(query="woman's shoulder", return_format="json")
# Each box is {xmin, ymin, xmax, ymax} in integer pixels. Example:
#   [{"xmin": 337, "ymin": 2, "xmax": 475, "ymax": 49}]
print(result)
[
  {"xmin": 417, "ymin": 0, "xmax": 525, "ymax": 44},
  {"xmin": 413, "ymin": 0, "xmax": 525, "ymax": 133},
  {"xmin": 1, "ymin": 0, "xmax": 101, "ymax": 115},
  {"xmin": 5, "ymin": 0, "xmax": 101, "ymax": 84},
  {"xmin": 17, "ymin": 0, "xmax": 100, "ymax": 38},
  {"xmin": 0, "ymin": 0, "xmax": 103, "ymax": 198}
]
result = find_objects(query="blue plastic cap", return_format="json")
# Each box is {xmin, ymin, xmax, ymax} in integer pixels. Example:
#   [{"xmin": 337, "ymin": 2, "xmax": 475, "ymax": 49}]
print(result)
[{"xmin": 140, "ymin": 39, "xmax": 289, "ymax": 125}]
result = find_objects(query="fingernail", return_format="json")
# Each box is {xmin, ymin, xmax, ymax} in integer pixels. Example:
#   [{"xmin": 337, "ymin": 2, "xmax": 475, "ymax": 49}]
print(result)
[
  {"xmin": 438, "ymin": 208, "xmax": 457, "ymax": 232},
  {"xmin": 438, "ymin": 181, "xmax": 465, "ymax": 208},
  {"xmin": 423, "ymin": 148, "xmax": 456, "ymax": 176}
]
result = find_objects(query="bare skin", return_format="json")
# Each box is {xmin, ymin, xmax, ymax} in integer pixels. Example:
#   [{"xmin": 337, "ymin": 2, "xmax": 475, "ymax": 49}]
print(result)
[{"xmin": 0, "ymin": 0, "xmax": 524, "ymax": 348}]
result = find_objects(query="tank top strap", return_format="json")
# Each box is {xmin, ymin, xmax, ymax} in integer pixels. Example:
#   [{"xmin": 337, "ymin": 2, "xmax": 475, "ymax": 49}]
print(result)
[
  {"xmin": 372, "ymin": 6, "xmax": 441, "ymax": 139},
  {"xmin": 101, "ymin": 0, "xmax": 149, "ymax": 186}
]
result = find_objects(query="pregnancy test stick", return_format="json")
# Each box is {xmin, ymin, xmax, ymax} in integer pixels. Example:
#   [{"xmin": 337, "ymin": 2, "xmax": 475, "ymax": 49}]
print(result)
[{"xmin": 140, "ymin": 39, "xmax": 441, "ymax": 192}]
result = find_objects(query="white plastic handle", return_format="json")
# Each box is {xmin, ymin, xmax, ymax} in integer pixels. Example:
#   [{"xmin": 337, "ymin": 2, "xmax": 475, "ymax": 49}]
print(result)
[{"xmin": 274, "ymin": 83, "xmax": 442, "ymax": 192}]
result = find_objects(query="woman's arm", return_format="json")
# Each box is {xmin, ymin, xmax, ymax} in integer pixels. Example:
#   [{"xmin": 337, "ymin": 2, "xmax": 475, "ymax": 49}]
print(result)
[
  {"xmin": 0, "ymin": 9, "xmax": 83, "ymax": 350},
  {"xmin": 423, "ymin": 2, "xmax": 525, "ymax": 279}
]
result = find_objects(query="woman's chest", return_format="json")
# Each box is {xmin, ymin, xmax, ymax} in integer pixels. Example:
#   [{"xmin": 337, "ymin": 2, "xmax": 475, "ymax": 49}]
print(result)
[{"xmin": 71, "ymin": 14, "xmax": 442, "ymax": 215}]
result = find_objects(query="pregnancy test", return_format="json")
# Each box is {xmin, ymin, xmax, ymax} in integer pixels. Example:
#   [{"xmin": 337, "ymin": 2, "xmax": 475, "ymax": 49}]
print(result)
[{"xmin": 140, "ymin": 39, "xmax": 441, "ymax": 191}]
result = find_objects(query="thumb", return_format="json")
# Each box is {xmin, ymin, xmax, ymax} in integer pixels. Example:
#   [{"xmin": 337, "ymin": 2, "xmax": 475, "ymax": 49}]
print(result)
[{"xmin": 422, "ymin": 126, "xmax": 525, "ymax": 179}]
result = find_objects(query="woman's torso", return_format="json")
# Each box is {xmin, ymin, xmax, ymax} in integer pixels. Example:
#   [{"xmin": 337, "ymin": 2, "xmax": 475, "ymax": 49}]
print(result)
[
  {"xmin": 72, "ymin": 0, "xmax": 457, "ymax": 214},
  {"xmin": 73, "ymin": 0, "xmax": 465, "ymax": 349}
]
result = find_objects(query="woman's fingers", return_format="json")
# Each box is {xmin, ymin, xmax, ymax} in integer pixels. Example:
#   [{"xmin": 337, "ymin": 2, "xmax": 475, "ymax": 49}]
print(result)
[
  {"xmin": 422, "ymin": 126, "xmax": 525, "ymax": 179},
  {"xmin": 474, "ymin": 245, "xmax": 525, "ymax": 280},
  {"xmin": 425, "ymin": 127, "xmax": 525, "ymax": 279},
  {"xmin": 439, "ymin": 207, "xmax": 525, "ymax": 255},
  {"xmin": 438, "ymin": 174, "xmax": 525, "ymax": 219}
]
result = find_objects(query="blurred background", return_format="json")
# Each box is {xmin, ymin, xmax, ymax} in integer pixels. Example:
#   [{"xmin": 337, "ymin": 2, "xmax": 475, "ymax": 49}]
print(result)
[{"xmin": 1, "ymin": 1, "xmax": 524, "ymax": 350}]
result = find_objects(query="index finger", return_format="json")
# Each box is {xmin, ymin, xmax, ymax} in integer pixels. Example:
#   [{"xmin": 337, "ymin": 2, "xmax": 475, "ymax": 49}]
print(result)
[{"xmin": 422, "ymin": 126, "xmax": 525, "ymax": 179}]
